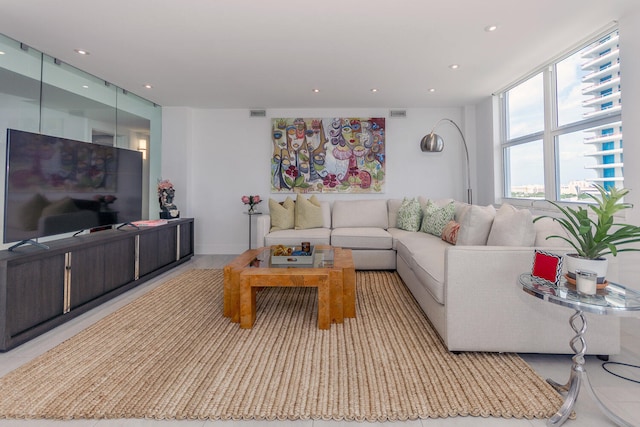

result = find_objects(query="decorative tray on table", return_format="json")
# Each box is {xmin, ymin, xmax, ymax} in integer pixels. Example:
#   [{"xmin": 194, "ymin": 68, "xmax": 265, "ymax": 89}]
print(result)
[{"xmin": 271, "ymin": 245, "xmax": 315, "ymax": 265}]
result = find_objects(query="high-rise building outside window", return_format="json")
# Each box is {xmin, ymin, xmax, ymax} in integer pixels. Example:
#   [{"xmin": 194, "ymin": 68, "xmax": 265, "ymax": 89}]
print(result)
[{"xmin": 500, "ymin": 29, "xmax": 622, "ymax": 202}]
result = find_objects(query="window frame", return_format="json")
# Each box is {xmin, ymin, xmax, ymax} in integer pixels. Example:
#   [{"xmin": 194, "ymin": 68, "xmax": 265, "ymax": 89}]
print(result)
[{"xmin": 498, "ymin": 26, "xmax": 622, "ymax": 210}]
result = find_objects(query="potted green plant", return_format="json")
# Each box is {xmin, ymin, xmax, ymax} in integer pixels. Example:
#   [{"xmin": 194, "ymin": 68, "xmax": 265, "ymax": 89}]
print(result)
[{"xmin": 534, "ymin": 184, "xmax": 640, "ymax": 283}]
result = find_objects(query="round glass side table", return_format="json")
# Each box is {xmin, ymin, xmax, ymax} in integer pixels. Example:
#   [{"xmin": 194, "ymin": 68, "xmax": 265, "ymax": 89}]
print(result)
[{"xmin": 519, "ymin": 273, "xmax": 640, "ymax": 427}]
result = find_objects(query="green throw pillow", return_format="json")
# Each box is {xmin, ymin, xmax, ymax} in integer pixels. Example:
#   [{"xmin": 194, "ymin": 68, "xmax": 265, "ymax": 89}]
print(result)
[
  {"xmin": 295, "ymin": 194, "xmax": 323, "ymax": 230},
  {"xmin": 421, "ymin": 200, "xmax": 455, "ymax": 236},
  {"xmin": 269, "ymin": 197, "xmax": 295, "ymax": 231},
  {"xmin": 396, "ymin": 197, "xmax": 422, "ymax": 231}
]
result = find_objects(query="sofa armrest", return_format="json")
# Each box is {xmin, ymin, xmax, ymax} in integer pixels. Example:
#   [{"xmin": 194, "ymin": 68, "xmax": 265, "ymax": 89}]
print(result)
[
  {"xmin": 443, "ymin": 245, "xmax": 620, "ymax": 354},
  {"xmin": 255, "ymin": 214, "xmax": 271, "ymax": 248}
]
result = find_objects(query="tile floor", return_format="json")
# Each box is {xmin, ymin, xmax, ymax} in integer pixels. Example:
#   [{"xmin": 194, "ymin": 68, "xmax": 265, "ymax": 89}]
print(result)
[{"xmin": 0, "ymin": 255, "xmax": 639, "ymax": 427}]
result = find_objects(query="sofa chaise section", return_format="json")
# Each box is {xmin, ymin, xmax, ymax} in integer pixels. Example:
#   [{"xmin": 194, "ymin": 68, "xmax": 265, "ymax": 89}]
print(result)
[{"xmin": 400, "ymin": 244, "xmax": 619, "ymax": 355}]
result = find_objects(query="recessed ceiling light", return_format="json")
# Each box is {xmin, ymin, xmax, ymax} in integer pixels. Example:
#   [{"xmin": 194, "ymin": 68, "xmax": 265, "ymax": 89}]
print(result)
[
  {"xmin": 82, "ymin": 85, "xmax": 89, "ymax": 89},
  {"xmin": 74, "ymin": 49, "xmax": 89, "ymax": 55},
  {"xmin": 484, "ymin": 25, "xmax": 498, "ymax": 32},
  {"xmin": 449, "ymin": 64, "xmax": 460, "ymax": 70},
  {"xmin": 370, "ymin": 88, "xmax": 378, "ymax": 93},
  {"xmin": 143, "ymin": 84, "xmax": 153, "ymax": 89},
  {"xmin": 312, "ymin": 88, "xmax": 320, "ymax": 93},
  {"xmin": 0, "ymin": 51, "xmax": 5, "ymax": 55},
  {"xmin": 428, "ymin": 88, "xmax": 436, "ymax": 93}
]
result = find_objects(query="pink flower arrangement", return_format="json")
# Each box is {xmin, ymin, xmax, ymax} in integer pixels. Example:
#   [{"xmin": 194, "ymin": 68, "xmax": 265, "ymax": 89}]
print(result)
[
  {"xmin": 242, "ymin": 195, "xmax": 261, "ymax": 212},
  {"xmin": 241, "ymin": 195, "xmax": 261, "ymax": 206}
]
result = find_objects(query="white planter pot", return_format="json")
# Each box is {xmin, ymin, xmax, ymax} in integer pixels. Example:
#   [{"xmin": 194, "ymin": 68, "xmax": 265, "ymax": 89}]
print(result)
[{"xmin": 563, "ymin": 254, "xmax": 608, "ymax": 284}]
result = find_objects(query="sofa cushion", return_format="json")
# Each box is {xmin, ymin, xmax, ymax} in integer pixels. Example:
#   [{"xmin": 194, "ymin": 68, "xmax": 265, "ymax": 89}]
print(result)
[
  {"xmin": 265, "ymin": 228, "xmax": 331, "ymax": 247},
  {"xmin": 331, "ymin": 227, "xmax": 392, "ymax": 249},
  {"xmin": 456, "ymin": 204, "xmax": 496, "ymax": 245},
  {"xmin": 453, "ymin": 201, "xmax": 470, "ymax": 222},
  {"xmin": 396, "ymin": 234, "xmax": 448, "ymax": 304},
  {"xmin": 332, "ymin": 199, "xmax": 388, "ymax": 228},
  {"xmin": 387, "ymin": 199, "xmax": 403, "ymax": 229},
  {"xmin": 396, "ymin": 197, "xmax": 422, "ymax": 231},
  {"xmin": 420, "ymin": 200, "xmax": 455, "ymax": 236},
  {"xmin": 295, "ymin": 194, "xmax": 323, "ymax": 230},
  {"xmin": 388, "ymin": 227, "xmax": 414, "ymax": 250},
  {"xmin": 487, "ymin": 204, "xmax": 536, "ymax": 246},
  {"xmin": 269, "ymin": 197, "xmax": 295, "ymax": 231}
]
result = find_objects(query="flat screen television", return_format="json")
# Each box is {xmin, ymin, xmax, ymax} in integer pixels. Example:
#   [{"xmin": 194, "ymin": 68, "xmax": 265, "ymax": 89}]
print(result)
[{"xmin": 4, "ymin": 129, "xmax": 143, "ymax": 249}]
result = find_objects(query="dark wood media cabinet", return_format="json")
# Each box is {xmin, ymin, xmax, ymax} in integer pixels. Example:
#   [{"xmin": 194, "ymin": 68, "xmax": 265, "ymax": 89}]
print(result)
[{"xmin": 0, "ymin": 218, "xmax": 194, "ymax": 351}]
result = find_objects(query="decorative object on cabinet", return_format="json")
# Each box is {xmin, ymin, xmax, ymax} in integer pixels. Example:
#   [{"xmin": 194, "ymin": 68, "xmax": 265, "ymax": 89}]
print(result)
[{"xmin": 158, "ymin": 179, "xmax": 180, "ymax": 219}]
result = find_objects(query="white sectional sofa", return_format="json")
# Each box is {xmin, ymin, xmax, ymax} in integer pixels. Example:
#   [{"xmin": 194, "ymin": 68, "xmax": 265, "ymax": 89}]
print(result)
[{"xmin": 255, "ymin": 196, "xmax": 620, "ymax": 355}]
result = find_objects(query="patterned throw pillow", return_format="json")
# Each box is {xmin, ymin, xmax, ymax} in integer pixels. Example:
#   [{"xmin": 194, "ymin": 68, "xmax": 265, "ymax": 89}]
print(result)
[
  {"xmin": 396, "ymin": 197, "xmax": 422, "ymax": 231},
  {"xmin": 420, "ymin": 200, "xmax": 455, "ymax": 236},
  {"xmin": 441, "ymin": 220, "xmax": 460, "ymax": 245}
]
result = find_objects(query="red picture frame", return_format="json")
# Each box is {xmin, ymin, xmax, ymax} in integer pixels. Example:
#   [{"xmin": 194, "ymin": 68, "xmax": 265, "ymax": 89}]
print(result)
[{"xmin": 531, "ymin": 250, "xmax": 563, "ymax": 284}]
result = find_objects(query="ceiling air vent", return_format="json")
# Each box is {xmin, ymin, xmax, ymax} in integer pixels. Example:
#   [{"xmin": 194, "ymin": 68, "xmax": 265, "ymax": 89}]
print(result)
[
  {"xmin": 250, "ymin": 110, "xmax": 266, "ymax": 117},
  {"xmin": 390, "ymin": 110, "xmax": 406, "ymax": 118}
]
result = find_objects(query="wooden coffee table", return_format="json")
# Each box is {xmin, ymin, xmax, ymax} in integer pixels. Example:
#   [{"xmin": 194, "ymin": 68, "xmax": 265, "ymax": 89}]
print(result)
[{"xmin": 223, "ymin": 245, "xmax": 355, "ymax": 329}]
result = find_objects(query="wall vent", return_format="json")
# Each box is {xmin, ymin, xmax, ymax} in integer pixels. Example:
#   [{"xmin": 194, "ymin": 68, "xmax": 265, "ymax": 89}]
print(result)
[
  {"xmin": 390, "ymin": 110, "xmax": 407, "ymax": 118},
  {"xmin": 250, "ymin": 110, "xmax": 267, "ymax": 117}
]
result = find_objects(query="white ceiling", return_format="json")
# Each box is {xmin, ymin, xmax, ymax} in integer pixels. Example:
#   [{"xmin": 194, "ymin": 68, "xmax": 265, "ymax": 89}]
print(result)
[{"xmin": 0, "ymin": 0, "xmax": 638, "ymax": 109}]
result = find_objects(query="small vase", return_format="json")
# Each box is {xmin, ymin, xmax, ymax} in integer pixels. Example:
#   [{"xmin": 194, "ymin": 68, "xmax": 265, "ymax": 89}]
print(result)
[{"xmin": 248, "ymin": 205, "xmax": 255, "ymax": 214}]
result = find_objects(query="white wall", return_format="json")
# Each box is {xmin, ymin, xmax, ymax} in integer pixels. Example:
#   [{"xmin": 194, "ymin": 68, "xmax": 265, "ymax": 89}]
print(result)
[
  {"xmin": 162, "ymin": 107, "xmax": 476, "ymax": 254},
  {"xmin": 474, "ymin": 96, "xmax": 498, "ymax": 206},
  {"xmin": 160, "ymin": 107, "xmax": 192, "ymax": 218}
]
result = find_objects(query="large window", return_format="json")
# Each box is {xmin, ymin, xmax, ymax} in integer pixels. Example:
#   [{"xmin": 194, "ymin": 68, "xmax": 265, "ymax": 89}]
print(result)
[{"xmin": 500, "ymin": 29, "xmax": 622, "ymax": 202}]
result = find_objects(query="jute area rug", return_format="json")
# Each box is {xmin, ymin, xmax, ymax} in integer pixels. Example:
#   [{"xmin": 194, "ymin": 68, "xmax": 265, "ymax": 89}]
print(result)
[{"xmin": 0, "ymin": 269, "xmax": 563, "ymax": 421}]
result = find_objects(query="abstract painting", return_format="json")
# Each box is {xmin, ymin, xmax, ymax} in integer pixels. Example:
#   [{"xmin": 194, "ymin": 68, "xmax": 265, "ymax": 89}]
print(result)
[{"xmin": 271, "ymin": 117, "xmax": 385, "ymax": 193}]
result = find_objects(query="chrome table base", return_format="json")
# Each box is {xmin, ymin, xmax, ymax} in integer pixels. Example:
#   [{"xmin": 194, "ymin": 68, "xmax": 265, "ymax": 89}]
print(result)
[{"xmin": 547, "ymin": 310, "xmax": 632, "ymax": 426}]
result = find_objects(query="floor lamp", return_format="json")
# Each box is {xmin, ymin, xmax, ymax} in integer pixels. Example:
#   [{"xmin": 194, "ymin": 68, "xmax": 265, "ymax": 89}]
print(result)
[{"xmin": 420, "ymin": 118, "xmax": 473, "ymax": 205}]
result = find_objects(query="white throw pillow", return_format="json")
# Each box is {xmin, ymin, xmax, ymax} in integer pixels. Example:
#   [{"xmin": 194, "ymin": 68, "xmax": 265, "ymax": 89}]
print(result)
[
  {"xmin": 533, "ymin": 217, "xmax": 572, "ymax": 247},
  {"xmin": 456, "ymin": 204, "xmax": 496, "ymax": 245},
  {"xmin": 487, "ymin": 204, "xmax": 536, "ymax": 246}
]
